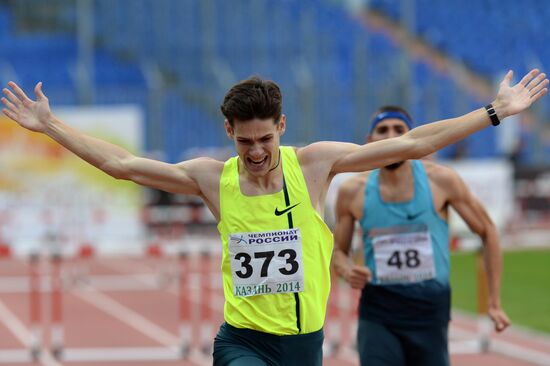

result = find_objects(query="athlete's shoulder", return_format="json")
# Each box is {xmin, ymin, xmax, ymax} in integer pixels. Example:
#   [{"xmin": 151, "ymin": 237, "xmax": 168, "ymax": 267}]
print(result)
[
  {"xmin": 338, "ymin": 172, "xmax": 369, "ymax": 198},
  {"xmin": 421, "ymin": 160, "xmax": 462, "ymax": 192},
  {"xmin": 187, "ymin": 156, "xmax": 225, "ymax": 168}
]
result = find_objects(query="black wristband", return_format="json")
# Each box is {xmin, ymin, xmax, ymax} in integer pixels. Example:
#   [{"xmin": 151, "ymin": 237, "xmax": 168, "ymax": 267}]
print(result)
[{"xmin": 485, "ymin": 104, "xmax": 500, "ymax": 126}]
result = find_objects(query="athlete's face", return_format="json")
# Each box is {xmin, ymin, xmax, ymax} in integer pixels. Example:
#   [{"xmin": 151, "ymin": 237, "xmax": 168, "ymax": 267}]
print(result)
[
  {"xmin": 368, "ymin": 118, "xmax": 409, "ymax": 143},
  {"xmin": 368, "ymin": 118, "xmax": 410, "ymax": 170},
  {"xmin": 225, "ymin": 116, "xmax": 286, "ymax": 177}
]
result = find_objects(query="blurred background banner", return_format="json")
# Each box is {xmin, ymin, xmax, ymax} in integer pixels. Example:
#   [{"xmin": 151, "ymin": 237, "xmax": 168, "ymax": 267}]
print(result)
[
  {"xmin": 0, "ymin": 105, "xmax": 144, "ymax": 256},
  {"xmin": 445, "ymin": 159, "xmax": 514, "ymax": 246}
]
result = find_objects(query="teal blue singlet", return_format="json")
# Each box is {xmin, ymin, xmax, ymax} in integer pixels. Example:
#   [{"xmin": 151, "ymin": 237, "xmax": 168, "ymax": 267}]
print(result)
[{"xmin": 359, "ymin": 160, "xmax": 450, "ymax": 327}]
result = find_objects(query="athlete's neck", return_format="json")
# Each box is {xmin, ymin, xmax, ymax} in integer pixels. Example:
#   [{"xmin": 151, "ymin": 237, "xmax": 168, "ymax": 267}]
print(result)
[
  {"xmin": 268, "ymin": 150, "xmax": 281, "ymax": 172},
  {"xmin": 380, "ymin": 160, "xmax": 412, "ymax": 185},
  {"xmin": 239, "ymin": 158, "xmax": 284, "ymax": 194}
]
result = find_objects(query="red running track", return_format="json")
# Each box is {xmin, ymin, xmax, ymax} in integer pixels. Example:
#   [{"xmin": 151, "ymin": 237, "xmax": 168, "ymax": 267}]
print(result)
[{"xmin": 0, "ymin": 256, "xmax": 549, "ymax": 366}]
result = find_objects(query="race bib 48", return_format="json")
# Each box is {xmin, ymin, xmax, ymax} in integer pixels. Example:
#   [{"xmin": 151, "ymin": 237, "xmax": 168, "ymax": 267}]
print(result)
[{"xmin": 370, "ymin": 224, "xmax": 436, "ymax": 285}]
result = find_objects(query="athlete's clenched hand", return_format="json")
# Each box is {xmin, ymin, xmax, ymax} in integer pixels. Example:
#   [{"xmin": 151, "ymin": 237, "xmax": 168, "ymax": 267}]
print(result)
[{"xmin": 345, "ymin": 265, "xmax": 372, "ymax": 289}]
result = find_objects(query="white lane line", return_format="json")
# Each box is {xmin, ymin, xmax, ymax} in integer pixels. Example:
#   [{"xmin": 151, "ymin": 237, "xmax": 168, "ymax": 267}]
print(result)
[
  {"xmin": 72, "ymin": 284, "xmax": 209, "ymax": 365},
  {"xmin": 0, "ymin": 349, "xmax": 32, "ymax": 364},
  {"xmin": 99, "ymin": 259, "xmax": 226, "ymax": 305},
  {"xmin": 491, "ymin": 339, "xmax": 550, "ymax": 366},
  {"xmin": 39, "ymin": 351, "xmax": 64, "ymax": 366},
  {"xmin": 74, "ymin": 285, "xmax": 179, "ymax": 346},
  {"xmin": 0, "ymin": 300, "xmax": 63, "ymax": 366},
  {"xmin": 0, "ymin": 299, "xmax": 30, "ymax": 346},
  {"xmin": 451, "ymin": 320, "xmax": 550, "ymax": 364},
  {"xmin": 63, "ymin": 346, "xmax": 180, "ymax": 362}
]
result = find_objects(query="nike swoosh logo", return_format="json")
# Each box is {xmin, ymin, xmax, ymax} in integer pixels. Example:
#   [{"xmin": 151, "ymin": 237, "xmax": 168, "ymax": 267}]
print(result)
[
  {"xmin": 406, "ymin": 211, "xmax": 424, "ymax": 220},
  {"xmin": 274, "ymin": 203, "xmax": 300, "ymax": 216}
]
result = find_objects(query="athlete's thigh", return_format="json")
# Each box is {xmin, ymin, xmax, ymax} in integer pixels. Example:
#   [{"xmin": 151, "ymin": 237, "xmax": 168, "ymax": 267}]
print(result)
[
  {"xmin": 357, "ymin": 319, "xmax": 405, "ymax": 366},
  {"xmin": 281, "ymin": 328, "xmax": 324, "ymax": 366},
  {"xmin": 214, "ymin": 339, "xmax": 270, "ymax": 366},
  {"xmin": 213, "ymin": 324, "xmax": 272, "ymax": 366},
  {"xmin": 400, "ymin": 324, "xmax": 449, "ymax": 366}
]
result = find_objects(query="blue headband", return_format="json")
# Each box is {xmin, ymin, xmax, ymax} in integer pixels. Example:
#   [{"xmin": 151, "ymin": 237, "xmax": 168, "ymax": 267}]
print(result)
[{"xmin": 369, "ymin": 111, "xmax": 414, "ymax": 134}]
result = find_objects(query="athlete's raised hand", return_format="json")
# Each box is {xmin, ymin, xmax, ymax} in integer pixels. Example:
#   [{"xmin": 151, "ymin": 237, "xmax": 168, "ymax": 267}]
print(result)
[
  {"xmin": 2, "ymin": 81, "xmax": 52, "ymax": 133},
  {"xmin": 345, "ymin": 265, "xmax": 372, "ymax": 289},
  {"xmin": 494, "ymin": 69, "xmax": 548, "ymax": 119},
  {"xmin": 488, "ymin": 306, "xmax": 511, "ymax": 333}
]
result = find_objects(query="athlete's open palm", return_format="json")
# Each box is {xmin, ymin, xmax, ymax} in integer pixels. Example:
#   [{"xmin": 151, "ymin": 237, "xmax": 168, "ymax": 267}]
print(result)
[
  {"xmin": 495, "ymin": 69, "xmax": 548, "ymax": 117},
  {"xmin": 2, "ymin": 81, "xmax": 51, "ymax": 133}
]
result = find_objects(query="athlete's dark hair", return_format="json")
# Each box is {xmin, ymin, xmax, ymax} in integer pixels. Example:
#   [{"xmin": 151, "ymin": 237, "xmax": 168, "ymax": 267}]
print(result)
[
  {"xmin": 368, "ymin": 105, "xmax": 414, "ymax": 135},
  {"xmin": 371, "ymin": 105, "xmax": 413, "ymax": 122},
  {"xmin": 220, "ymin": 76, "xmax": 282, "ymax": 127}
]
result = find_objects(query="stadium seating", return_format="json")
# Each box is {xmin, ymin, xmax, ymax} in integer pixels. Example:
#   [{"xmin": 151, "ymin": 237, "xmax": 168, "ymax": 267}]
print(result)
[{"xmin": 3, "ymin": 0, "xmax": 544, "ymax": 161}]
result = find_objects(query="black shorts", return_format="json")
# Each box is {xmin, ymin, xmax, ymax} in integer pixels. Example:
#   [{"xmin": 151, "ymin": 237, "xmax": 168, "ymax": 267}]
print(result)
[
  {"xmin": 213, "ymin": 322, "xmax": 324, "ymax": 366},
  {"xmin": 357, "ymin": 318, "xmax": 449, "ymax": 366}
]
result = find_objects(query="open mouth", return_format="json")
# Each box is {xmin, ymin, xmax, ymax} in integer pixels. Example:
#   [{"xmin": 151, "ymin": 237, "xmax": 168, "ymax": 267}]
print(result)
[{"xmin": 247, "ymin": 156, "xmax": 268, "ymax": 169}]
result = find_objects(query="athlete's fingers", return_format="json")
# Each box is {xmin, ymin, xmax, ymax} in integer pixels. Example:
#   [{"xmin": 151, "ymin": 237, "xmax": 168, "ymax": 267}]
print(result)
[
  {"xmin": 350, "ymin": 280, "xmax": 367, "ymax": 290},
  {"xmin": 500, "ymin": 70, "xmax": 513, "ymax": 87},
  {"xmin": 7, "ymin": 81, "xmax": 33, "ymax": 105},
  {"xmin": 518, "ymin": 69, "xmax": 539, "ymax": 87},
  {"xmin": 526, "ymin": 72, "xmax": 546, "ymax": 91},
  {"xmin": 2, "ymin": 88, "xmax": 23, "ymax": 107},
  {"xmin": 349, "ymin": 274, "xmax": 368, "ymax": 289},
  {"xmin": 530, "ymin": 87, "xmax": 548, "ymax": 103},
  {"xmin": 351, "ymin": 268, "xmax": 371, "ymax": 284},
  {"xmin": 357, "ymin": 267, "xmax": 372, "ymax": 282},
  {"xmin": 529, "ymin": 78, "xmax": 549, "ymax": 97},
  {"xmin": 34, "ymin": 82, "xmax": 47, "ymax": 101},
  {"xmin": 2, "ymin": 108, "xmax": 17, "ymax": 121},
  {"xmin": 489, "ymin": 310, "xmax": 511, "ymax": 332},
  {"xmin": 1, "ymin": 96, "xmax": 16, "ymax": 112},
  {"xmin": 499, "ymin": 314, "xmax": 511, "ymax": 331},
  {"xmin": 495, "ymin": 318, "xmax": 510, "ymax": 332}
]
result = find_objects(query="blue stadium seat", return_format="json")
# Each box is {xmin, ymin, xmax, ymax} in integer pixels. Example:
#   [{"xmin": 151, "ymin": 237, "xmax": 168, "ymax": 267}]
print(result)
[{"xmin": 3, "ymin": 0, "xmax": 545, "ymax": 161}]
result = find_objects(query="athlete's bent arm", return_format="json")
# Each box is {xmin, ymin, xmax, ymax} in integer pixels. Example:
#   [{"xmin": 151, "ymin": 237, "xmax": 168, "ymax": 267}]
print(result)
[
  {"xmin": 1, "ymin": 81, "xmax": 220, "ymax": 196},
  {"xmin": 444, "ymin": 169, "xmax": 511, "ymax": 332},
  {"xmin": 331, "ymin": 179, "xmax": 371, "ymax": 289}
]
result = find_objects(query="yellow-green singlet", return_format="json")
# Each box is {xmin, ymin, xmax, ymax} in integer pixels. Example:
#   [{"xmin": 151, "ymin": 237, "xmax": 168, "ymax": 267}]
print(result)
[{"xmin": 217, "ymin": 146, "xmax": 333, "ymax": 335}]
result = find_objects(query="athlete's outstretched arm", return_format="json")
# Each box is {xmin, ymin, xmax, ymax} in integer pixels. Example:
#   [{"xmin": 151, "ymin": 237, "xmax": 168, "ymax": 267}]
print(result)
[
  {"xmin": 442, "ymin": 167, "xmax": 510, "ymax": 333},
  {"xmin": 1, "ymin": 81, "xmax": 221, "ymax": 196},
  {"xmin": 331, "ymin": 178, "xmax": 371, "ymax": 289},
  {"xmin": 311, "ymin": 69, "xmax": 547, "ymax": 175}
]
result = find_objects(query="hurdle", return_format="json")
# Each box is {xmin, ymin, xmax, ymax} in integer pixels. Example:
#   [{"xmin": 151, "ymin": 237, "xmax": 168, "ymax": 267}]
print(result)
[
  {"xmin": 45, "ymin": 204, "xmax": 216, "ymax": 363},
  {"xmin": 0, "ymin": 249, "xmax": 43, "ymax": 364},
  {"xmin": 448, "ymin": 244, "xmax": 492, "ymax": 355},
  {"xmin": 0, "ymin": 207, "xmax": 41, "ymax": 364}
]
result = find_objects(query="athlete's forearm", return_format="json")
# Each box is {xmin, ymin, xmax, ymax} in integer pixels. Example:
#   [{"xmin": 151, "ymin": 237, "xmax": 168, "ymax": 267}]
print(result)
[
  {"xmin": 481, "ymin": 227, "xmax": 503, "ymax": 308},
  {"xmin": 407, "ymin": 108, "xmax": 494, "ymax": 159},
  {"xmin": 45, "ymin": 114, "xmax": 134, "ymax": 179},
  {"xmin": 332, "ymin": 248, "xmax": 352, "ymax": 280}
]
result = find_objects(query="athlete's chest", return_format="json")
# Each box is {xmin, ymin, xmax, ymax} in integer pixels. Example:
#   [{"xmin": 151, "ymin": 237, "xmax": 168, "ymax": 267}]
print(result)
[
  {"xmin": 238, "ymin": 176, "xmax": 284, "ymax": 196},
  {"xmin": 378, "ymin": 182, "xmax": 414, "ymax": 202},
  {"xmin": 374, "ymin": 175, "xmax": 447, "ymax": 220}
]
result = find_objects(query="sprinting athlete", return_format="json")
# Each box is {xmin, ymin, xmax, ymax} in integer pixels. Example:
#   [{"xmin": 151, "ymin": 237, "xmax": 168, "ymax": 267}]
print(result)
[
  {"xmin": 332, "ymin": 105, "xmax": 511, "ymax": 366},
  {"xmin": 2, "ymin": 69, "xmax": 544, "ymax": 365}
]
